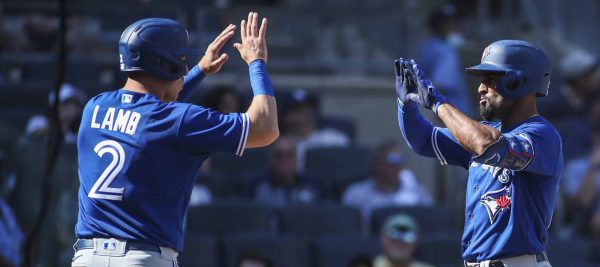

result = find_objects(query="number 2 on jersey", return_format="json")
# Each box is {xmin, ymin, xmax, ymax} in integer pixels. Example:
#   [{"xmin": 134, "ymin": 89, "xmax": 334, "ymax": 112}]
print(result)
[{"xmin": 88, "ymin": 140, "xmax": 125, "ymax": 201}]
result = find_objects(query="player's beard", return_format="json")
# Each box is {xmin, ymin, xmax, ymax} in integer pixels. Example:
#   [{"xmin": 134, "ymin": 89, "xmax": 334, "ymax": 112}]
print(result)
[
  {"xmin": 479, "ymin": 93, "xmax": 504, "ymax": 121},
  {"xmin": 480, "ymin": 104, "xmax": 494, "ymax": 121}
]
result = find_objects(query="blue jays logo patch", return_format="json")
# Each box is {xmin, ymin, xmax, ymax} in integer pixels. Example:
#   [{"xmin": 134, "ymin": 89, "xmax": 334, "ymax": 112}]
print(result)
[{"xmin": 480, "ymin": 186, "xmax": 511, "ymax": 224}]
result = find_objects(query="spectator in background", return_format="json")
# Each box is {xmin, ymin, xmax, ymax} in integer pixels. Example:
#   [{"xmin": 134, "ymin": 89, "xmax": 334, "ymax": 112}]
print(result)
[
  {"xmin": 0, "ymin": 151, "xmax": 22, "ymax": 267},
  {"xmin": 562, "ymin": 98, "xmax": 600, "ymax": 238},
  {"xmin": 49, "ymin": 83, "xmax": 88, "ymax": 144},
  {"xmin": 236, "ymin": 251, "xmax": 273, "ymax": 267},
  {"xmin": 24, "ymin": 114, "xmax": 49, "ymax": 139},
  {"xmin": 417, "ymin": 3, "xmax": 473, "ymax": 116},
  {"xmin": 7, "ymin": 84, "xmax": 86, "ymax": 266},
  {"xmin": 10, "ymin": 83, "xmax": 86, "ymax": 232},
  {"xmin": 281, "ymin": 88, "xmax": 350, "ymax": 169},
  {"xmin": 0, "ymin": 3, "xmax": 27, "ymax": 55},
  {"xmin": 202, "ymin": 85, "xmax": 244, "ymax": 113},
  {"xmin": 343, "ymin": 141, "xmax": 432, "ymax": 220},
  {"xmin": 245, "ymin": 135, "xmax": 320, "ymax": 207},
  {"xmin": 23, "ymin": 14, "xmax": 58, "ymax": 52},
  {"xmin": 66, "ymin": 15, "xmax": 101, "ymax": 54},
  {"xmin": 374, "ymin": 214, "xmax": 434, "ymax": 267},
  {"xmin": 539, "ymin": 49, "xmax": 600, "ymax": 159}
]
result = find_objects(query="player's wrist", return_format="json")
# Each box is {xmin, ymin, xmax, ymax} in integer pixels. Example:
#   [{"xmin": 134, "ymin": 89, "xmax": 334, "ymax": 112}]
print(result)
[
  {"xmin": 433, "ymin": 100, "xmax": 449, "ymax": 114},
  {"xmin": 249, "ymin": 59, "xmax": 274, "ymax": 96},
  {"xmin": 248, "ymin": 58, "xmax": 267, "ymax": 65}
]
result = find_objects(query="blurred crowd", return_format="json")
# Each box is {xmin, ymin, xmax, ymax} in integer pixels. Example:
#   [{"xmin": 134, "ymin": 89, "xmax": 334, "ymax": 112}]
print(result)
[{"xmin": 1, "ymin": 1, "xmax": 600, "ymax": 267}]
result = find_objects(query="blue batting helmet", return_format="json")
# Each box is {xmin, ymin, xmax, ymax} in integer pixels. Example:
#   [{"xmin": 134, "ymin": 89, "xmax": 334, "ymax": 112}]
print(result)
[
  {"xmin": 465, "ymin": 40, "xmax": 552, "ymax": 99},
  {"xmin": 119, "ymin": 18, "xmax": 201, "ymax": 81}
]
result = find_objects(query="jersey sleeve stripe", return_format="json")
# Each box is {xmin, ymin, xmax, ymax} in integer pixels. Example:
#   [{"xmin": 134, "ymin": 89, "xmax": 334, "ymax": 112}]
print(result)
[
  {"xmin": 432, "ymin": 127, "xmax": 448, "ymax": 165},
  {"xmin": 236, "ymin": 113, "xmax": 250, "ymax": 156}
]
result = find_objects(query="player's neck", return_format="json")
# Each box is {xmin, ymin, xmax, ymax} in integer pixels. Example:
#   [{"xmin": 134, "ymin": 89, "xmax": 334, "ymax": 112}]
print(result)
[
  {"xmin": 501, "ymin": 96, "xmax": 538, "ymax": 129},
  {"xmin": 123, "ymin": 76, "xmax": 166, "ymax": 100}
]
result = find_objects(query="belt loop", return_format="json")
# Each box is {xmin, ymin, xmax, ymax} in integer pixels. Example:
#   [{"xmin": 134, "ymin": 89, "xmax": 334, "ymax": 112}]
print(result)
[{"xmin": 92, "ymin": 238, "xmax": 98, "ymax": 253}]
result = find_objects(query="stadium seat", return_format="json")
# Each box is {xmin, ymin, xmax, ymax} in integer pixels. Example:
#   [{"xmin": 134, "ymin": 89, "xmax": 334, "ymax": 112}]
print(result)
[
  {"xmin": 179, "ymin": 232, "xmax": 218, "ymax": 267},
  {"xmin": 210, "ymin": 148, "xmax": 269, "ymax": 177},
  {"xmin": 546, "ymin": 235, "xmax": 597, "ymax": 267},
  {"xmin": 304, "ymin": 146, "xmax": 370, "ymax": 198},
  {"xmin": 195, "ymin": 171, "xmax": 240, "ymax": 198},
  {"xmin": 370, "ymin": 205, "xmax": 459, "ymax": 235},
  {"xmin": 318, "ymin": 115, "xmax": 356, "ymax": 141},
  {"xmin": 22, "ymin": 58, "xmax": 57, "ymax": 83},
  {"xmin": 418, "ymin": 233, "xmax": 463, "ymax": 266},
  {"xmin": 186, "ymin": 200, "xmax": 274, "ymax": 237},
  {"xmin": 313, "ymin": 233, "xmax": 380, "ymax": 267},
  {"xmin": 278, "ymin": 203, "xmax": 362, "ymax": 238},
  {"xmin": 223, "ymin": 232, "xmax": 310, "ymax": 267}
]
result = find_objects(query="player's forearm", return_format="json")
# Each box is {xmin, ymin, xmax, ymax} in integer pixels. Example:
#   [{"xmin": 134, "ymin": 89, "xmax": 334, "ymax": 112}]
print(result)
[
  {"xmin": 437, "ymin": 103, "xmax": 501, "ymax": 156},
  {"xmin": 245, "ymin": 60, "xmax": 279, "ymax": 147},
  {"xmin": 397, "ymin": 101, "xmax": 435, "ymax": 157},
  {"xmin": 178, "ymin": 65, "xmax": 205, "ymax": 102},
  {"xmin": 246, "ymin": 96, "xmax": 278, "ymax": 147}
]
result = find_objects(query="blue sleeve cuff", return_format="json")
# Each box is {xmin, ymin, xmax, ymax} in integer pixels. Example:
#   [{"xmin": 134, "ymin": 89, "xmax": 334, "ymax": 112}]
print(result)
[{"xmin": 249, "ymin": 59, "xmax": 275, "ymax": 96}]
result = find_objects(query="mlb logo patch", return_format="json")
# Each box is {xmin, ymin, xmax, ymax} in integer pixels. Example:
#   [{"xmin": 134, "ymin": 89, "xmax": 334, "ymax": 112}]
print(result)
[
  {"xmin": 103, "ymin": 242, "xmax": 117, "ymax": 250},
  {"xmin": 122, "ymin": 94, "xmax": 133, "ymax": 104}
]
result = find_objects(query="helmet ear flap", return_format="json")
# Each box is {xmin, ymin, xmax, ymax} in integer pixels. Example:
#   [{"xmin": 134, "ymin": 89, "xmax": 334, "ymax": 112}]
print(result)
[
  {"xmin": 129, "ymin": 49, "xmax": 140, "ymax": 61},
  {"xmin": 506, "ymin": 80, "xmax": 520, "ymax": 91},
  {"xmin": 506, "ymin": 74, "xmax": 532, "ymax": 92},
  {"xmin": 158, "ymin": 58, "xmax": 182, "ymax": 76}
]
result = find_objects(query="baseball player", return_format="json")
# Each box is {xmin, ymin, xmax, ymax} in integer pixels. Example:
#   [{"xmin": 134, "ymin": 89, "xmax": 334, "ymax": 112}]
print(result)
[
  {"xmin": 395, "ymin": 40, "xmax": 562, "ymax": 267},
  {"xmin": 72, "ymin": 12, "xmax": 278, "ymax": 266}
]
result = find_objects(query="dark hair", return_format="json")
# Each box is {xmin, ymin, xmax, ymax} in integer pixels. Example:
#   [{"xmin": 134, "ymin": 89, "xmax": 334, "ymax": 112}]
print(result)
[{"xmin": 236, "ymin": 251, "xmax": 273, "ymax": 267}]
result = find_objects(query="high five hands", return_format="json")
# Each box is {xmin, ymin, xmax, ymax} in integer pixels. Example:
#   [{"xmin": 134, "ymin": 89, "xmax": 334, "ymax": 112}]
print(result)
[
  {"xmin": 199, "ymin": 12, "xmax": 268, "ymax": 75},
  {"xmin": 234, "ymin": 12, "xmax": 268, "ymax": 65},
  {"xmin": 395, "ymin": 58, "xmax": 448, "ymax": 113}
]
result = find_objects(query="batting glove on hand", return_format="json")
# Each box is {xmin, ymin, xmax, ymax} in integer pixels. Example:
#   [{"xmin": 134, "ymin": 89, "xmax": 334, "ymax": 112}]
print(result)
[
  {"xmin": 395, "ymin": 58, "xmax": 416, "ymax": 105},
  {"xmin": 404, "ymin": 60, "xmax": 448, "ymax": 113}
]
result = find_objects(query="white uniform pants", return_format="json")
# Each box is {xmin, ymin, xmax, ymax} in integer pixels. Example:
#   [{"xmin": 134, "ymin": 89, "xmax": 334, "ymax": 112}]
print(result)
[
  {"xmin": 467, "ymin": 254, "xmax": 552, "ymax": 267},
  {"xmin": 500, "ymin": 254, "xmax": 552, "ymax": 267},
  {"xmin": 71, "ymin": 238, "xmax": 178, "ymax": 267}
]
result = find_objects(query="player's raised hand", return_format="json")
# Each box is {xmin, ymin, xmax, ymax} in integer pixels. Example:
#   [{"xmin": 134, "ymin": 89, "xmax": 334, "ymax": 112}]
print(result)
[
  {"xmin": 234, "ymin": 12, "xmax": 268, "ymax": 65},
  {"xmin": 200, "ymin": 24, "xmax": 236, "ymax": 75},
  {"xmin": 404, "ymin": 60, "xmax": 448, "ymax": 113},
  {"xmin": 395, "ymin": 58, "xmax": 417, "ymax": 105}
]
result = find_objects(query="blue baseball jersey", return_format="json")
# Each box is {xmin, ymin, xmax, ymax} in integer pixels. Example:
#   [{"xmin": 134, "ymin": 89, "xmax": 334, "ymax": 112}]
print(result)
[
  {"xmin": 398, "ymin": 103, "xmax": 563, "ymax": 262},
  {"xmin": 75, "ymin": 84, "xmax": 249, "ymax": 251}
]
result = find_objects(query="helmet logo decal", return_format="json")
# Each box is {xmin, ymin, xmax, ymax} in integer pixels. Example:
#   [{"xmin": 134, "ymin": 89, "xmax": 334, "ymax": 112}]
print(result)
[{"xmin": 482, "ymin": 46, "xmax": 491, "ymax": 61}]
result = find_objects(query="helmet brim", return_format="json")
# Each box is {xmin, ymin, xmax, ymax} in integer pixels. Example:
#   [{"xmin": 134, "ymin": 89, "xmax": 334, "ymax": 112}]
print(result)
[{"xmin": 465, "ymin": 63, "xmax": 510, "ymax": 76}]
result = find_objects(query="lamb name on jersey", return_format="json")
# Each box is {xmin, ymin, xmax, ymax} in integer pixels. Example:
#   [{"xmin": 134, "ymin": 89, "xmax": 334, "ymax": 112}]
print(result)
[{"xmin": 90, "ymin": 104, "xmax": 141, "ymax": 135}]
